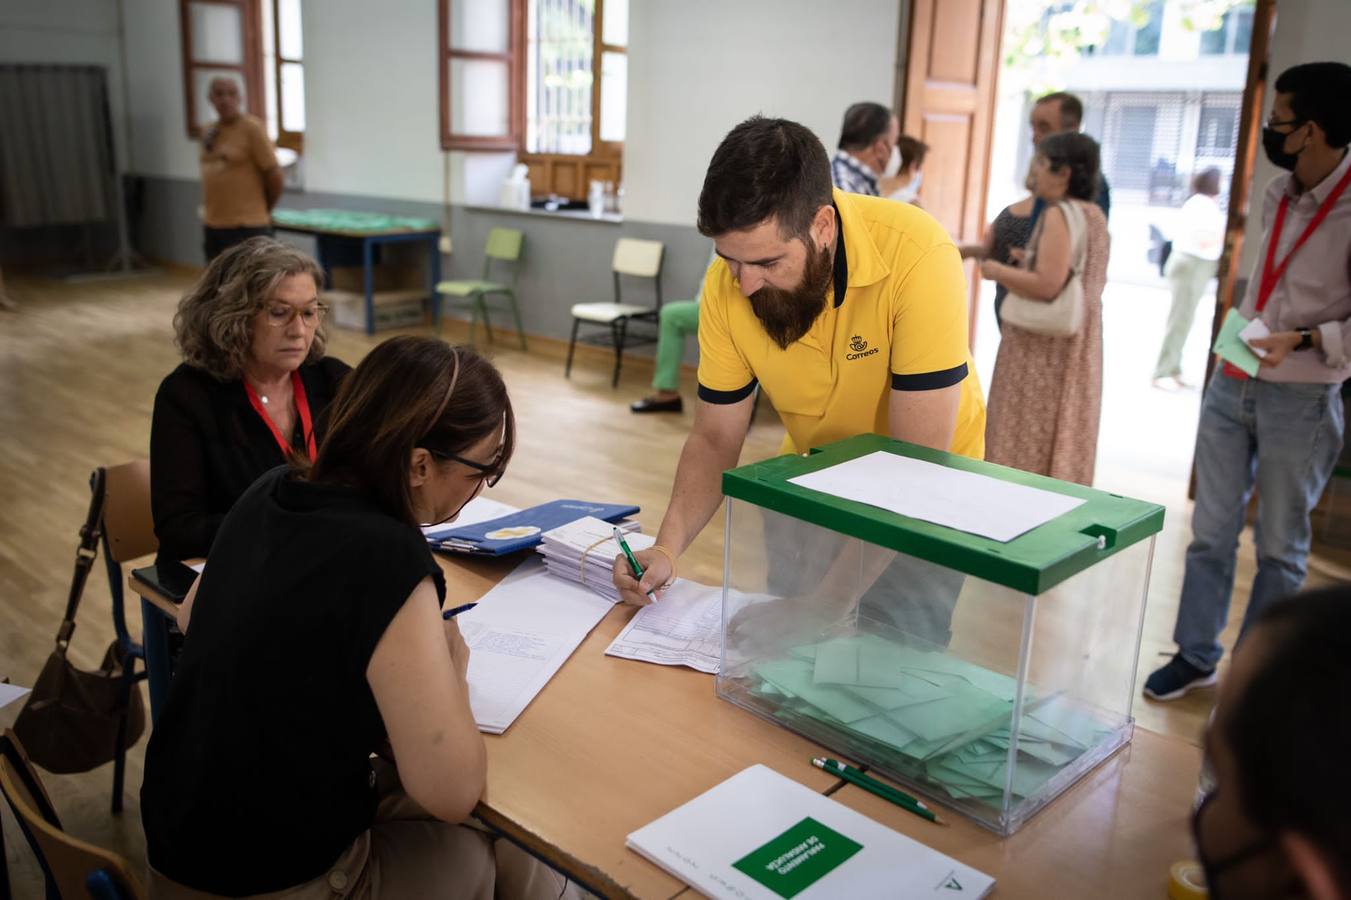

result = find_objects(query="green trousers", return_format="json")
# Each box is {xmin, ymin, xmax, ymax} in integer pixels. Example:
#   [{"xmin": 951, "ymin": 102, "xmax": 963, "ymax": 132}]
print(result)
[
  {"xmin": 652, "ymin": 300, "xmax": 700, "ymax": 391},
  {"xmin": 1154, "ymin": 251, "xmax": 1219, "ymax": 379}
]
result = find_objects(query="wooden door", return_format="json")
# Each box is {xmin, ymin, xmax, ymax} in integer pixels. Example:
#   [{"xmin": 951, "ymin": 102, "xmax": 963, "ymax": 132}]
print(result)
[{"xmin": 899, "ymin": 0, "xmax": 1004, "ymax": 346}]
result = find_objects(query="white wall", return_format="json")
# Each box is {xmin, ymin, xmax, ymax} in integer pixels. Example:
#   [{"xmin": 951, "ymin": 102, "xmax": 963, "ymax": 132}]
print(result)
[
  {"xmin": 622, "ymin": 0, "xmax": 901, "ymax": 227},
  {"xmin": 300, "ymin": 0, "xmax": 513, "ymax": 205},
  {"xmin": 1238, "ymin": 0, "xmax": 1351, "ymax": 279},
  {"xmin": 122, "ymin": 0, "xmax": 199, "ymax": 180},
  {"xmin": 0, "ymin": 0, "xmax": 130, "ymax": 171}
]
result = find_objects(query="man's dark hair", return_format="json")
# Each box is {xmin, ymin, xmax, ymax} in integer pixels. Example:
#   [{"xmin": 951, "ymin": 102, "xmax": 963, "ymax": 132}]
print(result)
[
  {"xmin": 898, "ymin": 136, "xmax": 929, "ymax": 172},
  {"xmin": 1225, "ymin": 586, "xmax": 1351, "ymax": 894},
  {"xmin": 1036, "ymin": 91, "xmax": 1084, "ymax": 130},
  {"xmin": 1038, "ymin": 132, "xmax": 1100, "ymax": 202},
  {"xmin": 697, "ymin": 116, "xmax": 833, "ymax": 239},
  {"xmin": 1274, "ymin": 62, "xmax": 1351, "ymax": 148},
  {"xmin": 1191, "ymin": 167, "xmax": 1222, "ymax": 197},
  {"xmin": 837, "ymin": 102, "xmax": 893, "ymax": 151}
]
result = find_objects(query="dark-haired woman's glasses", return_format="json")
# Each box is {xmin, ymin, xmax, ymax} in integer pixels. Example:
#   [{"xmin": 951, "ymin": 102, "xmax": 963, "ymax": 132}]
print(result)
[
  {"xmin": 429, "ymin": 449, "xmax": 505, "ymax": 488},
  {"xmin": 264, "ymin": 303, "xmax": 328, "ymax": 328}
]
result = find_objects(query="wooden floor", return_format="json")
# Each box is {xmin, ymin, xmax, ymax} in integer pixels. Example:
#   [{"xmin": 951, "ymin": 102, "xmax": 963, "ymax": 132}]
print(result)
[{"xmin": 0, "ymin": 272, "xmax": 1330, "ymax": 892}]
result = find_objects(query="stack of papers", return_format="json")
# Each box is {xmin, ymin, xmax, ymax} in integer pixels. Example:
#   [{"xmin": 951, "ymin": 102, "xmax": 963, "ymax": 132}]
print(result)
[
  {"xmin": 746, "ymin": 634, "xmax": 1115, "ymax": 807},
  {"xmin": 604, "ymin": 580, "xmax": 724, "ymax": 673},
  {"xmin": 457, "ymin": 558, "xmax": 614, "ymax": 733},
  {"xmin": 536, "ymin": 516, "xmax": 648, "ymax": 602}
]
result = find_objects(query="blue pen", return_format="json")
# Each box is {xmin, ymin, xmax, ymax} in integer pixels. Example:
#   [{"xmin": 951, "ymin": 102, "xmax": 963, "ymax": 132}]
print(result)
[{"xmin": 442, "ymin": 602, "xmax": 478, "ymax": 620}]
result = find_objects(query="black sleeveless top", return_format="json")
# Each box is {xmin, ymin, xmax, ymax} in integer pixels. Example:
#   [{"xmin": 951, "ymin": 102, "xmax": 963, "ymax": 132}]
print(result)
[{"xmin": 141, "ymin": 467, "xmax": 446, "ymax": 895}]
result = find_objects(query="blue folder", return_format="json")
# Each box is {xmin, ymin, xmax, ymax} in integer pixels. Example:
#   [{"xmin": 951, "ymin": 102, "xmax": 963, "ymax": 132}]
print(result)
[{"xmin": 425, "ymin": 499, "xmax": 640, "ymax": 556}]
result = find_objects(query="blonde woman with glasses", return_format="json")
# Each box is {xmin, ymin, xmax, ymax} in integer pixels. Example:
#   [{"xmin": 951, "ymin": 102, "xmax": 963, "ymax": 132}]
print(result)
[{"xmin": 150, "ymin": 236, "xmax": 350, "ymax": 564}]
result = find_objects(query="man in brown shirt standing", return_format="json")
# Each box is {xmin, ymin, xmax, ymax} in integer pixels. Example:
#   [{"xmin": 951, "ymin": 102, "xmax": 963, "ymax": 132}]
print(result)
[{"xmin": 200, "ymin": 77, "xmax": 283, "ymax": 261}]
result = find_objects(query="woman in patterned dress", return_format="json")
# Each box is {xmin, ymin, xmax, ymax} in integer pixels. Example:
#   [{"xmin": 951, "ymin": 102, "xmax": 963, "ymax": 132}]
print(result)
[{"xmin": 980, "ymin": 132, "xmax": 1109, "ymax": 486}]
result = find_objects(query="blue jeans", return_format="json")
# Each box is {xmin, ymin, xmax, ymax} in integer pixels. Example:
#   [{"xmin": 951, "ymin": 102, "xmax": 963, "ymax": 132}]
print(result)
[{"xmin": 1173, "ymin": 371, "xmax": 1345, "ymax": 670}]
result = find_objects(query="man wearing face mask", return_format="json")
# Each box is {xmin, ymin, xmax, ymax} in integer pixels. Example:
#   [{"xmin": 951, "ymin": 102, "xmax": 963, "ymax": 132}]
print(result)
[
  {"xmin": 611, "ymin": 116, "xmax": 985, "ymax": 633},
  {"xmin": 1190, "ymin": 585, "xmax": 1351, "ymax": 899},
  {"xmin": 830, "ymin": 102, "xmax": 901, "ymax": 197},
  {"xmin": 1145, "ymin": 62, "xmax": 1351, "ymax": 702}
]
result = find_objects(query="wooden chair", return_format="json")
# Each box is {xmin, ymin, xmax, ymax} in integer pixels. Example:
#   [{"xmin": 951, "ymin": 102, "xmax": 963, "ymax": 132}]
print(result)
[
  {"xmin": 0, "ymin": 729, "xmax": 145, "ymax": 899},
  {"xmin": 94, "ymin": 461, "xmax": 159, "ymax": 814},
  {"xmin": 435, "ymin": 227, "xmax": 528, "ymax": 349},
  {"xmin": 566, "ymin": 238, "xmax": 665, "ymax": 388}
]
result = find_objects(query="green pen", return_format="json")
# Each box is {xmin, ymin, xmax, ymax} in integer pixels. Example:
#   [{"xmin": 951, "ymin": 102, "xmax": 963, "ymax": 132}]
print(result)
[
  {"xmin": 812, "ymin": 757, "xmax": 946, "ymax": 825},
  {"xmin": 613, "ymin": 526, "xmax": 657, "ymax": 602}
]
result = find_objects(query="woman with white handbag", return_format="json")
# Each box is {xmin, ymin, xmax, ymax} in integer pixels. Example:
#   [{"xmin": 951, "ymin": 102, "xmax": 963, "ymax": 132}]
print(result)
[{"xmin": 980, "ymin": 132, "xmax": 1109, "ymax": 486}]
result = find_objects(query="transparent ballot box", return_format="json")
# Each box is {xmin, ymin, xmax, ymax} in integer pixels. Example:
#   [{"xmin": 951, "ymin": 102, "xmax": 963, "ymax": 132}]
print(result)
[{"xmin": 717, "ymin": 435, "xmax": 1164, "ymax": 835}]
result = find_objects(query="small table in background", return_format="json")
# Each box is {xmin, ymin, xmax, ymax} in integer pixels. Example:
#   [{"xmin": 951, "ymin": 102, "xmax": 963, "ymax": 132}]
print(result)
[{"xmin": 272, "ymin": 208, "xmax": 442, "ymax": 335}]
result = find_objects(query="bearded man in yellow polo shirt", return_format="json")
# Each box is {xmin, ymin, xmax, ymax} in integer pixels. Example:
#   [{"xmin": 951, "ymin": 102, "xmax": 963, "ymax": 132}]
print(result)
[{"xmin": 613, "ymin": 116, "xmax": 986, "ymax": 644}]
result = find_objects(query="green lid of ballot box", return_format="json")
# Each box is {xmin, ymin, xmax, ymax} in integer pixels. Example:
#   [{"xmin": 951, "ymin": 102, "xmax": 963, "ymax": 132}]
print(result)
[
  {"xmin": 716, "ymin": 435, "xmax": 1165, "ymax": 835},
  {"xmin": 721, "ymin": 433, "xmax": 1164, "ymax": 595}
]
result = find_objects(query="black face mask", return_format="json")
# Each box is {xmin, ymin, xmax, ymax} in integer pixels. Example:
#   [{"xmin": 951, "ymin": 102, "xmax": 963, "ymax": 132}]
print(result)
[
  {"xmin": 1262, "ymin": 122, "xmax": 1307, "ymax": 171},
  {"xmin": 1191, "ymin": 790, "xmax": 1292, "ymax": 900}
]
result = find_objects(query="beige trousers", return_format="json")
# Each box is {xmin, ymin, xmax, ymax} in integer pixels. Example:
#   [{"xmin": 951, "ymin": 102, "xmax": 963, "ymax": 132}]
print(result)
[{"xmin": 149, "ymin": 758, "xmax": 575, "ymax": 900}]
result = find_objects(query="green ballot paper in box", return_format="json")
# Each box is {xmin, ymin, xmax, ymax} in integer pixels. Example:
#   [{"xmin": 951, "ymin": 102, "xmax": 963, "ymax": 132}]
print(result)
[{"xmin": 715, "ymin": 434, "xmax": 1165, "ymax": 836}]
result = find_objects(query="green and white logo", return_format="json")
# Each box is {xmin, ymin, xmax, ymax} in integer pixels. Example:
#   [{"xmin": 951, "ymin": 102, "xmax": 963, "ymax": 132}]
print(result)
[{"xmin": 732, "ymin": 816, "xmax": 863, "ymax": 898}]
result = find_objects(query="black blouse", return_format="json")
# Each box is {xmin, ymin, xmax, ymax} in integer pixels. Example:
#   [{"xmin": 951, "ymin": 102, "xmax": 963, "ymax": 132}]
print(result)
[
  {"xmin": 149, "ymin": 357, "xmax": 350, "ymax": 563},
  {"xmin": 141, "ymin": 467, "xmax": 447, "ymax": 895}
]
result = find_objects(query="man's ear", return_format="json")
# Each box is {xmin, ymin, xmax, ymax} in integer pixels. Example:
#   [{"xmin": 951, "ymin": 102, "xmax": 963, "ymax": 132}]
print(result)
[
  {"xmin": 1281, "ymin": 832, "xmax": 1343, "ymax": 900},
  {"xmin": 810, "ymin": 204, "xmax": 836, "ymax": 252},
  {"xmin": 408, "ymin": 447, "xmax": 432, "ymax": 489}
]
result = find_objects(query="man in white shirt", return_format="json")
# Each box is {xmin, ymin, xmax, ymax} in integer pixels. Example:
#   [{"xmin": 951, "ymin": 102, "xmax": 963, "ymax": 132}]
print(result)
[
  {"xmin": 1146, "ymin": 62, "xmax": 1351, "ymax": 701},
  {"xmin": 1153, "ymin": 167, "xmax": 1226, "ymax": 388}
]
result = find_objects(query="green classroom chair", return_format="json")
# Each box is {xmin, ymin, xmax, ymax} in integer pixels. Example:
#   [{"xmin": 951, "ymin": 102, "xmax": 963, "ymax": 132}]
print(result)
[{"xmin": 435, "ymin": 228, "xmax": 527, "ymax": 349}]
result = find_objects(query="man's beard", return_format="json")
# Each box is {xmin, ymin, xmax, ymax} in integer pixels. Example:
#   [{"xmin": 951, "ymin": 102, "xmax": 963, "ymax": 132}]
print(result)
[{"xmin": 748, "ymin": 239, "xmax": 835, "ymax": 350}]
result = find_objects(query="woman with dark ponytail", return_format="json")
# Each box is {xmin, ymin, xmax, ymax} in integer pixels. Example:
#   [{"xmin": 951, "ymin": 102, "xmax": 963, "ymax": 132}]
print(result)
[{"xmin": 142, "ymin": 336, "xmax": 569, "ymax": 899}]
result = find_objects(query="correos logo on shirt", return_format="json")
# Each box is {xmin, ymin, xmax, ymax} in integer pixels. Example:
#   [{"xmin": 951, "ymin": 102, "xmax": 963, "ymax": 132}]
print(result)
[{"xmin": 846, "ymin": 335, "xmax": 879, "ymax": 361}]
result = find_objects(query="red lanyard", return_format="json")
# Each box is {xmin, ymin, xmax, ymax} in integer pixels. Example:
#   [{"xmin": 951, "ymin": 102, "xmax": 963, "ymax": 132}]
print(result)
[
  {"xmin": 243, "ymin": 370, "xmax": 317, "ymax": 462},
  {"xmin": 1223, "ymin": 163, "xmax": 1351, "ymax": 379},
  {"xmin": 1256, "ymin": 163, "xmax": 1351, "ymax": 312}
]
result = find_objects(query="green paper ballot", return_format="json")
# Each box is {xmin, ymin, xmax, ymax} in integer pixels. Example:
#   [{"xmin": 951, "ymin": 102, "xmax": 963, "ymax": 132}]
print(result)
[{"xmin": 1212, "ymin": 308, "xmax": 1262, "ymax": 376}]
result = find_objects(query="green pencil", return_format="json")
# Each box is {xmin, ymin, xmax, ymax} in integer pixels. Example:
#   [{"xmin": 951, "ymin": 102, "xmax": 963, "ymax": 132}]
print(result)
[{"xmin": 813, "ymin": 757, "xmax": 946, "ymax": 826}]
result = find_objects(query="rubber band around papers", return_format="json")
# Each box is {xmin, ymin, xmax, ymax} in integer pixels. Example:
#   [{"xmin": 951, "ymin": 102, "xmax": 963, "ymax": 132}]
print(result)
[{"xmin": 578, "ymin": 534, "xmax": 612, "ymax": 586}]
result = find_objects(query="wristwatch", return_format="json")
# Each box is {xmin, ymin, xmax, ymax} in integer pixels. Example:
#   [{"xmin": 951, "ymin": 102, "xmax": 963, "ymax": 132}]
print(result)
[{"xmin": 1296, "ymin": 328, "xmax": 1315, "ymax": 351}]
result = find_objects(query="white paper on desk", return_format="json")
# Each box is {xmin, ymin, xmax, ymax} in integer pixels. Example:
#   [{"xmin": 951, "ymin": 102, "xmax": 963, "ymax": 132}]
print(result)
[
  {"xmin": 0, "ymin": 683, "xmax": 31, "ymax": 709},
  {"xmin": 627, "ymin": 764, "xmax": 994, "ymax": 899},
  {"xmin": 788, "ymin": 450, "xmax": 1086, "ymax": 543},
  {"xmin": 605, "ymin": 580, "xmax": 723, "ymax": 674},
  {"xmin": 420, "ymin": 496, "xmax": 518, "ymax": 537},
  {"xmin": 1239, "ymin": 317, "xmax": 1271, "ymax": 358},
  {"xmin": 457, "ymin": 558, "xmax": 613, "ymax": 734}
]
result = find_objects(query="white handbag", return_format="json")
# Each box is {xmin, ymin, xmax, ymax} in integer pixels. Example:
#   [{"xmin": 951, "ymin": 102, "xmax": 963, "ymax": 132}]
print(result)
[{"xmin": 1001, "ymin": 199, "xmax": 1087, "ymax": 338}]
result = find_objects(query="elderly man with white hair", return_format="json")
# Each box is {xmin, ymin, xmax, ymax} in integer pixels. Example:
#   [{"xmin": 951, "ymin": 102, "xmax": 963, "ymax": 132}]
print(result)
[{"xmin": 199, "ymin": 76, "xmax": 282, "ymax": 262}]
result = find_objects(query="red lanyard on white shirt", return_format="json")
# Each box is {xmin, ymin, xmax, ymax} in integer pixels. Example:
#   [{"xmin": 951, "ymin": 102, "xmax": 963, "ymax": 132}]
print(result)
[
  {"xmin": 1255, "ymin": 163, "xmax": 1351, "ymax": 312},
  {"xmin": 243, "ymin": 370, "xmax": 316, "ymax": 462}
]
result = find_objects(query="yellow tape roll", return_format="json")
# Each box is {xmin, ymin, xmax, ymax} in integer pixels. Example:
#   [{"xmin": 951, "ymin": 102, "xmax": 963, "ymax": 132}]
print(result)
[{"xmin": 1168, "ymin": 861, "xmax": 1207, "ymax": 900}]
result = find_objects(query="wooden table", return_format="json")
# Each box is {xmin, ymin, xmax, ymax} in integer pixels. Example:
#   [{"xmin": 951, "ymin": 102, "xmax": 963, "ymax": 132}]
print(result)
[{"xmin": 131, "ymin": 554, "xmax": 1203, "ymax": 899}]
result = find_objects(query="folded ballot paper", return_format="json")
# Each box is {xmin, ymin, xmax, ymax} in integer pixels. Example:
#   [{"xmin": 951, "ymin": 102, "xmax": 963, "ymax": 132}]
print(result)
[
  {"xmin": 425, "ymin": 499, "xmax": 639, "ymax": 556},
  {"xmin": 537, "ymin": 515, "xmax": 647, "ymax": 602}
]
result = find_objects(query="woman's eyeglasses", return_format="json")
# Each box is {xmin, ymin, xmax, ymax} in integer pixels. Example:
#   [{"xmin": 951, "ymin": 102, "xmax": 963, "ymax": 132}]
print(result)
[
  {"xmin": 264, "ymin": 303, "xmax": 328, "ymax": 328},
  {"xmin": 428, "ymin": 448, "xmax": 505, "ymax": 487}
]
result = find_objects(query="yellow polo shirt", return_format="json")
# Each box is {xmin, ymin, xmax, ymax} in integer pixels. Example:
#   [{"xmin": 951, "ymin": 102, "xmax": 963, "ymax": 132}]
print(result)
[{"xmin": 697, "ymin": 189, "xmax": 985, "ymax": 459}]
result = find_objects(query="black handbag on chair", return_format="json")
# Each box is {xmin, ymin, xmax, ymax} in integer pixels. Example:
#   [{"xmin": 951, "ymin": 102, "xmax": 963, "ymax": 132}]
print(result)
[{"xmin": 13, "ymin": 469, "xmax": 146, "ymax": 775}]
